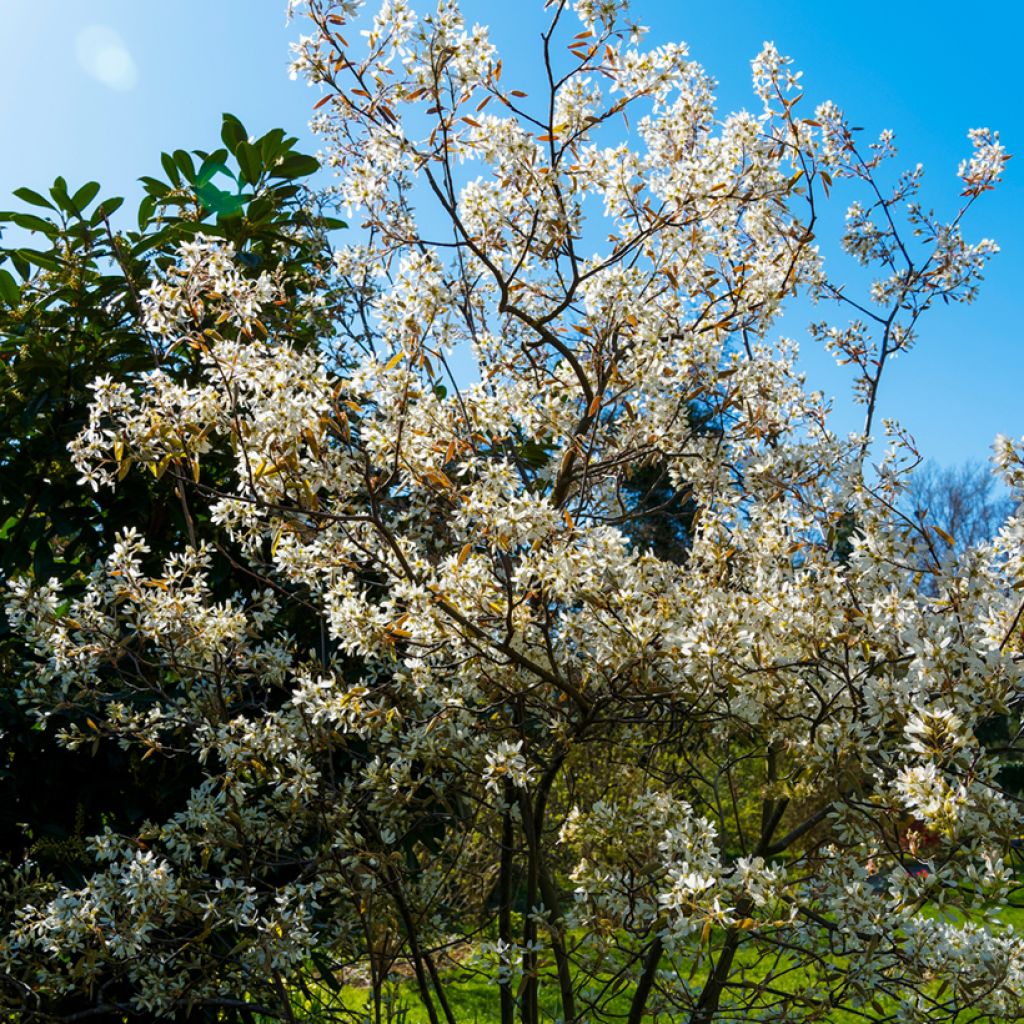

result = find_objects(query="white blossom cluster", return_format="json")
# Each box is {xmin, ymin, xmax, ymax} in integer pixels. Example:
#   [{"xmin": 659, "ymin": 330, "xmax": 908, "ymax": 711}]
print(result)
[{"xmin": 3, "ymin": 1, "xmax": 1021, "ymax": 1020}]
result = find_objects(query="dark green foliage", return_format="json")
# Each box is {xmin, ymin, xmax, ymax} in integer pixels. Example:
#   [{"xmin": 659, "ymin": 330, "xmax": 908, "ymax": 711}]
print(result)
[
  {"xmin": 619, "ymin": 460, "xmax": 697, "ymax": 564},
  {"xmin": 618, "ymin": 404, "xmax": 720, "ymax": 563},
  {"xmin": 0, "ymin": 115, "xmax": 343, "ymax": 1021}
]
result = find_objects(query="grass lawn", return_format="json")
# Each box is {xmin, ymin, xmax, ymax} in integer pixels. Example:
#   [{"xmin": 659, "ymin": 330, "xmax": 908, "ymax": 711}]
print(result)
[{"xmin": 272, "ymin": 899, "xmax": 1024, "ymax": 1023}]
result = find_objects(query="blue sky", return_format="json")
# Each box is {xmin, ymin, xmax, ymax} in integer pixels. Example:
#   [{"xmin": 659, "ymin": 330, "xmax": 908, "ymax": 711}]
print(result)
[{"xmin": 1, "ymin": 0, "xmax": 1020, "ymax": 468}]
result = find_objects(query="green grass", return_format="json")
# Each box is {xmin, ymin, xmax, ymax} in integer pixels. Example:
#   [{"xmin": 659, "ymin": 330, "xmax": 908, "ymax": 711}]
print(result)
[{"xmin": 271, "ymin": 899, "xmax": 1024, "ymax": 1022}]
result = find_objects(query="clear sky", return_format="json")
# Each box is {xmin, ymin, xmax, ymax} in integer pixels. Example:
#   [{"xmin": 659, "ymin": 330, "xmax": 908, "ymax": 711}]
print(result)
[{"xmin": 1, "ymin": 0, "xmax": 1020, "ymax": 468}]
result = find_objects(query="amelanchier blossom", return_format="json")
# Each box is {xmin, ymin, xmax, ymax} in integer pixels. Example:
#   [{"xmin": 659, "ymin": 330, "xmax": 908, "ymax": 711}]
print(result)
[{"xmin": 3, "ymin": 1, "xmax": 1020, "ymax": 1022}]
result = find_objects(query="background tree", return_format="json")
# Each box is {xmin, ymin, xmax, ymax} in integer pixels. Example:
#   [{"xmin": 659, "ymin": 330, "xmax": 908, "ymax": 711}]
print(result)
[
  {"xmin": 0, "ymin": 114, "xmax": 343, "ymax": 1021},
  {"xmin": 902, "ymin": 461, "xmax": 1024, "ymax": 801},
  {"xmin": 906, "ymin": 459, "xmax": 1015, "ymax": 557}
]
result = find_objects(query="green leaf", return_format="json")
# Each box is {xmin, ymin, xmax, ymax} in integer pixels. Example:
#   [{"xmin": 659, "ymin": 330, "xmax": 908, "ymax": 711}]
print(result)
[
  {"xmin": 12, "ymin": 187, "xmax": 55, "ymax": 211},
  {"xmin": 518, "ymin": 440, "xmax": 554, "ymax": 468},
  {"xmin": 70, "ymin": 181, "xmax": 101, "ymax": 213},
  {"xmin": 8, "ymin": 213, "xmax": 57, "ymax": 236},
  {"xmin": 309, "ymin": 951, "xmax": 342, "ymax": 994},
  {"xmin": 245, "ymin": 196, "xmax": 272, "ymax": 224},
  {"xmin": 91, "ymin": 196, "xmax": 125, "ymax": 224},
  {"xmin": 20, "ymin": 250, "xmax": 61, "ymax": 271},
  {"xmin": 270, "ymin": 154, "xmax": 320, "ymax": 180},
  {"xmin": 221, "ymin": 113, "xmax": 248, "ymax": 153},
  {"xmin": 137, "ymin": 195, "xmax": 157, "ymax": 231},
  {"xmin": 50, "ymin": 176, "xmax": 71, "ymax": 210},
  {"xmin": 33, "ymin": 535, "xmax": 54, "ymax": 581},
  {"xmin": 234, "ymin": 142, "xmax": 262, "ymax": 187},
  {"xmin": 139, "ymin": 176, "xmax": 172, "ymax": 198},
  {"xmin": 22, "ymin": 388, "xmax": 51, "ymax": 423},
  {"xmin": 173, "ymin": 149, "xmax": 197, "ymax": 182},
  {"xmin": 0, "ymin": 267, "xmax": 19, "ymax": 304},
  {"xmin": 259, "ymin": 128, "xmax": 288, "ymax": 167},
  {"xmin": 159, "ymin": 152, "xmax": 181, "ymax": 186},
  {"xmin": 195, "ymin": 181, "xmax": 245, "ymax": 218},
  {"xmin": 10, "ymin": 252, "xmax": 29, "ymax": 280},
  {"xmin": 132, "ymin": 227, "xmax": 177, "ymax": 256},
  {"xmin": 196, "ymin": 157, "xmax": 233, "ymax": 188},
  {"xmin": 187, "ymin": 222, "xmax": 229, "ymax": 239}
]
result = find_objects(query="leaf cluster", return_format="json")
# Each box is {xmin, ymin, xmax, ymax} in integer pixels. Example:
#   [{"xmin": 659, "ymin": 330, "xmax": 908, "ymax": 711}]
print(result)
[{"xmin": 0, "ymin": 113, "xmax": 339, "ymax": 928}]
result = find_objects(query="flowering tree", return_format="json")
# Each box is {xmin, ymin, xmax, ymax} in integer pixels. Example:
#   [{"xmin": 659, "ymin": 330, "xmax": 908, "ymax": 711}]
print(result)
[{"xmin": 3, "ymin": 2, "xmax": 1022, "ymax": 1022}]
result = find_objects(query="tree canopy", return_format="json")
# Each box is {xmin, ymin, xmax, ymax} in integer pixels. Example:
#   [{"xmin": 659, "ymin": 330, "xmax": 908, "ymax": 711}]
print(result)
[{"xmin": 1, "ymin": 3, "xmax": 1021, "ymax": 1023}]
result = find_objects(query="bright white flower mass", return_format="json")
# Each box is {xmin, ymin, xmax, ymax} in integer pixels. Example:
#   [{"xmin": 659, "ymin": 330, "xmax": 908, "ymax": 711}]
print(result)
[{"xmin": 3, "ymin": 1, "xmax": 1021, "ymax": 1021}]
